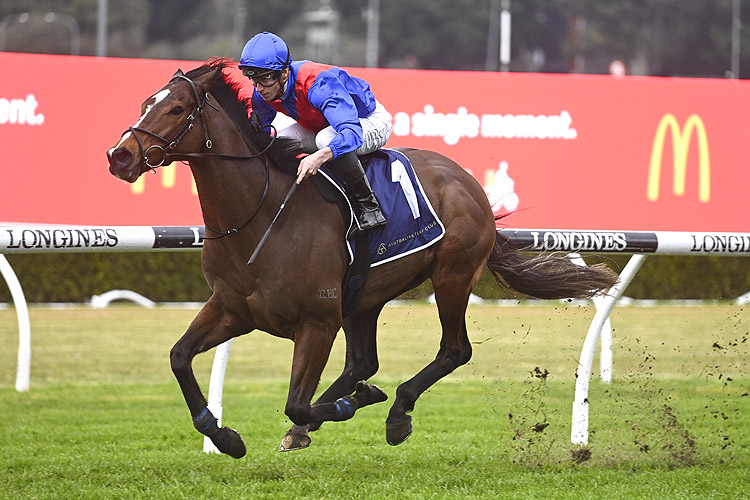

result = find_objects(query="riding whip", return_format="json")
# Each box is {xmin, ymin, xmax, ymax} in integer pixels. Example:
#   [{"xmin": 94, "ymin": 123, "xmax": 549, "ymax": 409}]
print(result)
[{"xmin": 247, "ymin": 181, "xmax": 298, "ymax": 264}]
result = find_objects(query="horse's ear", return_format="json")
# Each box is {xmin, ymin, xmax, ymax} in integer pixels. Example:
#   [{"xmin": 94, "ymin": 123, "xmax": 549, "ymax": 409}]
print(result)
[
  {"xmin": 173, "ymin": 69, "xmax": 185, "ymax": 78},
  {"xmin": 193, "ymin": 64, "xmax": 224, "ymax": 89}
]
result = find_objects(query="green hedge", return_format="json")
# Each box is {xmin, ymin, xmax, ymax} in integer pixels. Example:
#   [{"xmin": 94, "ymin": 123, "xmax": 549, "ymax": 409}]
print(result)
[
  {"xmin": 0, "ymin": 252, "xmax": 210, "ymax": 303},
  {"xmin": 0, "ymin": 252, "xmax": 748, "ymax": 303}
]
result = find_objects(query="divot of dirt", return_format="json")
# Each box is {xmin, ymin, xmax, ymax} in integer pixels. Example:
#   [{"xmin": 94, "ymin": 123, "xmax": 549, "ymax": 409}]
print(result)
[{"xmin": 571, "ymin": 446, "xmax": 592, "ymax": 464}]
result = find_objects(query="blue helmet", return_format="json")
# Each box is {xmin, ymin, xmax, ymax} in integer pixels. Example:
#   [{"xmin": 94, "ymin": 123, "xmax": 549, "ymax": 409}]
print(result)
[{"xmin": 239, "ymin": 32, "xmax": 291, "ymax": 75}]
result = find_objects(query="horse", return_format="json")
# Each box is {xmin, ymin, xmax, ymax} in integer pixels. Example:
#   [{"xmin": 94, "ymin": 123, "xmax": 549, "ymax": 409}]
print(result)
[{"xmin": 107, "ymin": 58, "xmax": 618, "ymax": 458}]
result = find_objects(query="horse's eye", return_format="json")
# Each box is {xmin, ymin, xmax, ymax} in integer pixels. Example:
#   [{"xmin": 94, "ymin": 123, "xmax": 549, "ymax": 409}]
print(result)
[{"xmin": 169, "ymin": 106, "xmax": 185, "ymax": 115}]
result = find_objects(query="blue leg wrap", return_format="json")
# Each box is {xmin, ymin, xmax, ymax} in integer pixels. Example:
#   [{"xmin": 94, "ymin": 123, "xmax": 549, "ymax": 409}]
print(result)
[
  {"xmin": 333, "ymin": 397, "xmax": 356, "ymax": 421},
  {"xmin": 192, "ymin": 406, "xmax": 219, "ymax": 435}
]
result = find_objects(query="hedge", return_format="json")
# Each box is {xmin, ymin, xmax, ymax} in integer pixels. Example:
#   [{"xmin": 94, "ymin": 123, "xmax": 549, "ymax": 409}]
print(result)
[{"xmin": 0, "ymin": 252, "xmax": 748, "ymax": 304}]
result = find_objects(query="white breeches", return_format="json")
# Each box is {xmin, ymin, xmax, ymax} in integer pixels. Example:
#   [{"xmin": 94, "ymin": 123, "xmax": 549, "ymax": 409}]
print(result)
[{"xmin": 277, "ymin": 101, "xmax": 392, "ymax": 155}]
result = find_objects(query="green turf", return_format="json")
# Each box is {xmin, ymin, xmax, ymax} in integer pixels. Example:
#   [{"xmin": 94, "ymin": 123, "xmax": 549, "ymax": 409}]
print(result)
[{"xmin": 1, "ymin": 303, "xmax": 748, "ymax": 499}]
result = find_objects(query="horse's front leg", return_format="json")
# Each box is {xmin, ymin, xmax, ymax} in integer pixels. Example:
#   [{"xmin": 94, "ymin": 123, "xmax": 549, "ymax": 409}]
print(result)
[
  {"xmin": 170, "ymin": 296, "xmax": 250, "ymax": 458},
  {"xmin": 281, "ymin": 306, "xmax": 387, "ymax": 451},
  {"xmin": 284, "ymin": 320, "xmax": 385, "ymax": 436}
]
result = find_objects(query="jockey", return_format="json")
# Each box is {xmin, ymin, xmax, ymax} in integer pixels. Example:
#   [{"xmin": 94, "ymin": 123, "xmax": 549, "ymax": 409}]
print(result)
[{"xmin": 239, "ymin": 31, "xmax": 391, "ymax": 234}]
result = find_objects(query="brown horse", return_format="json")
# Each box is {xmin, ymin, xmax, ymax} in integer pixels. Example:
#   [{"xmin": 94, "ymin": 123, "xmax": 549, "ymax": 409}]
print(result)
[{"xmin": 107, "ymin": 59, "xmax": 617, "ymax": 458}]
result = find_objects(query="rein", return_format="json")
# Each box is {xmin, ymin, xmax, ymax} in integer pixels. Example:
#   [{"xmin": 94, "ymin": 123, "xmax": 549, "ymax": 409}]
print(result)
[
  {"xmin": 122, "ymin": 73, "xmax": 279, "ymax": 239},
  {"xmin": 203, "ymin": 156, "xmax": 270, "ymax": 239}
]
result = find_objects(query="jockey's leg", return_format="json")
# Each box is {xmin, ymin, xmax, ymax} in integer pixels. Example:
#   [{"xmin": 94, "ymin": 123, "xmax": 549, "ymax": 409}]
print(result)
[
  {"xmin": 315, "ymin": 101, "xmax": 393, "ymax": 156},
  {"xmin": 333, "ymin": 151, "xmax": 387, "ymax": 233},
  {"xmin": 278, "ymin": 122, "xmax": 317, "ymax": 152},
  {"xmin": 356, "ymin": 102, "xmax": 393, "ymax": 154},
  {"xmin": 314, "ymin": 101, "xmax": 392, "ymax": 234}
]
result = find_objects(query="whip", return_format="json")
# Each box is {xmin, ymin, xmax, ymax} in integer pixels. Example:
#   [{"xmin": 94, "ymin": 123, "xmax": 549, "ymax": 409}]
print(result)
[{"xmin": 247, "ymin": 181, "xmax": 298, "ymax": 264}]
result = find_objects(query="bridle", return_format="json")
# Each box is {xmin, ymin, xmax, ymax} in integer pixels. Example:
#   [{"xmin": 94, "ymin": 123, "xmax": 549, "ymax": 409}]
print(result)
[
  {"xmin": 125, "ymin": 74, "xmax": 213, "ymax": 169},
  {"xmin": 121, "ymin": 72, "xmax": 278, "ymax": 239}
]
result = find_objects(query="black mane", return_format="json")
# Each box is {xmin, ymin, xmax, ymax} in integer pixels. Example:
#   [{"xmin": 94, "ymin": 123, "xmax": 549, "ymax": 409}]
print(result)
[{"xmin": 184, "ymin": 58, "xmax": 303, "ymax": 176}]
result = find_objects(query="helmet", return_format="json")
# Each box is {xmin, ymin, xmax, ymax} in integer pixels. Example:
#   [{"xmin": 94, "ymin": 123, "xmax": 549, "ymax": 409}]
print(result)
[{"xmin": 239, "ymin": 32, "xmax": 291, "ymax": 75}]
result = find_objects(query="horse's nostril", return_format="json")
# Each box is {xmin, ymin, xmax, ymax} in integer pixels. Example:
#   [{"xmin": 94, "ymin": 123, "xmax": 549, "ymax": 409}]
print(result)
[{"xmin": 108, "ymin": 147, "xmax": 133, "ymax": 167}]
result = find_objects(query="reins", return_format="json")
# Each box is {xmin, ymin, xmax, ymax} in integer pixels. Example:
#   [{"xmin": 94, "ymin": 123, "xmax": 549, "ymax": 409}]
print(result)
[
  {"xmin": 122, "ymin": 72, "xmax": 279, "ymax": 239},
  {"xmin": 202, "ymin": 156, "xmax": 270, "ymax": 239}
]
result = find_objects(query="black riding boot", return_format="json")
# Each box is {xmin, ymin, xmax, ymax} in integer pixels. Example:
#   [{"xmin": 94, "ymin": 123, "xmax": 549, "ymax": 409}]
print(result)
[{"xmin": 334, "ymin": 152, "xmax": 387, "ymax": 234}]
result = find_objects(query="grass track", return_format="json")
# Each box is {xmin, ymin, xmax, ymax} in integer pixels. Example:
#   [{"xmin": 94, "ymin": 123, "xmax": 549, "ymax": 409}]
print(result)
[{"xmin": 1, "ymin": 303, "xmax": 748, "ymax": 499}]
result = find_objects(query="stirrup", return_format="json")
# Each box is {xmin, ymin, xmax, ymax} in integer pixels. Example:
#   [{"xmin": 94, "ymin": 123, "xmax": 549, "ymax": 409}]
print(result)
[
  {"xmin": 347, "ymin": 207, "xmax": 386, "ymax": 239},
  {"xmin": 358, "ymin": 207, "xmax": 387, "ymax": 230}
]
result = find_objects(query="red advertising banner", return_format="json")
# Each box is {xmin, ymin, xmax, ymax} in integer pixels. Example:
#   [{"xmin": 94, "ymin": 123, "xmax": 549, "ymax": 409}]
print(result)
[{"xmin": 1, "ymin": 52, "xmax": 748, "ymax": 232}]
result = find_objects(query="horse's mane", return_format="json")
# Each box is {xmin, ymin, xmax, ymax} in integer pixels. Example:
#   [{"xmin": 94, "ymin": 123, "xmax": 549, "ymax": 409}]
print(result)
[{"xmin": 184, "ymin": 58, "xmax": 303, "ymax": 176}]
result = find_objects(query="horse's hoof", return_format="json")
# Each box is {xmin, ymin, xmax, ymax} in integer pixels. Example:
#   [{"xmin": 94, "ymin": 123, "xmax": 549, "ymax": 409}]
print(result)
[
  {"xmin": 279, "ymin": 429, "xmax": 312, "ymax": 452},
  {"xmin": 355, "ymin": 380, "xmax": 388, "ymax": 406},
  {"xmin": 211, "ymin": 427, "xmax": 246, "ymax": 459},
  {"xmin": 385, "ymin": 416, "xmax": 412, "ymax": 446}
]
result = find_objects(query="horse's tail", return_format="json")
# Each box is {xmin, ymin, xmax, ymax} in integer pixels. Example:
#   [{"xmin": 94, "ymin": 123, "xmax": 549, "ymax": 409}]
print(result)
[{"xmin": 486, "ymin": 231, "xmax": 619, "ymax": 299}]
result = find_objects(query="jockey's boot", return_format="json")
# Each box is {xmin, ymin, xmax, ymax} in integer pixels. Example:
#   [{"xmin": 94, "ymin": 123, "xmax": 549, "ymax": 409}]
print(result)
[{"xmin": 335, "ymin": 152, "xmax": 387, "ymax": 234}]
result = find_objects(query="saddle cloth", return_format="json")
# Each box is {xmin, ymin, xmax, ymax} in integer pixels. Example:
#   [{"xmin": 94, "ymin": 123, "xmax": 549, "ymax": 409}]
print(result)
[{"xmin": 317, "ymin": 148, "xmax": 446, "ymax": 267}]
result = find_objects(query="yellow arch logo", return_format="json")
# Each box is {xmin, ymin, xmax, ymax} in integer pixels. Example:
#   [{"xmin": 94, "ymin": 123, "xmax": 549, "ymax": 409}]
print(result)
[
  {"xmin": 131, "ymin": 162, "xmax": 198, "ymax": 195},
  {"xmin": 647, "ymin": 113, "xmax": 710, "ymax": 203}
]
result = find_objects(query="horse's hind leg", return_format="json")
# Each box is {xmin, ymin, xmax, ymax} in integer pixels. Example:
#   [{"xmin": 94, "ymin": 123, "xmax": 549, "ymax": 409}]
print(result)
[
  {"xmin": 170, "ymin": 296, "xmax": 250, "ymax": 458},
  {"xmin": 281, "ymin": 305, "xmax": 388, "ymax": 451},
  {"xmin": 385, "ymin": 264, "xmax": 480, "ymax": 445}
]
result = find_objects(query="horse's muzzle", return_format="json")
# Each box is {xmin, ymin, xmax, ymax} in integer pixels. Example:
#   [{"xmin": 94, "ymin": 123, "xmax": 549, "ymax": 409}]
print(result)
[{"xmin": 107, "ymin": 147, "xmax": 140, "ymax": 183}]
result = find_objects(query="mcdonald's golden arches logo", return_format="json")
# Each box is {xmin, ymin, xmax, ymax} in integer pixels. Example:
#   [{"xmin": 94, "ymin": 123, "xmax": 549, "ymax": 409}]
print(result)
[
  {"xmin": 131, "ymin": 162, "xmax": 198, "ymax": 195},
  {"xmin": 647, "ymin": 113, "xmax": 710, "ymax": 203}
]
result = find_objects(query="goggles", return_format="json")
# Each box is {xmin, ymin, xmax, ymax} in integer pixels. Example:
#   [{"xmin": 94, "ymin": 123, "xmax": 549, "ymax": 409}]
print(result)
[{"xmin": 241, "ymin": 68, "xmax": 281, "ymax": 87}]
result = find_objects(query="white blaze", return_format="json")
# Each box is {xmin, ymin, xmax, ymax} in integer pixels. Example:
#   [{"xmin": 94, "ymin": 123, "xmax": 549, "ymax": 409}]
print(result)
[{"xmin": 111, "ymin": 89, "xmax": 171, "ymax": 150}]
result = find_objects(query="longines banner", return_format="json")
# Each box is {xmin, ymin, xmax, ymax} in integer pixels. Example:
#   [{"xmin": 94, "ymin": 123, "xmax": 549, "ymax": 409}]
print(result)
[
  {"xmin": 3, "ymin": 226, "xmax": 749, "ymax": 255},
  {"xmin": 1, "ymin": 52, "xmax": 748, "ymax": 232}
]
